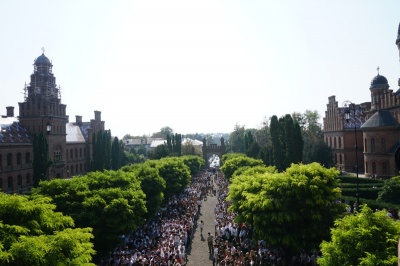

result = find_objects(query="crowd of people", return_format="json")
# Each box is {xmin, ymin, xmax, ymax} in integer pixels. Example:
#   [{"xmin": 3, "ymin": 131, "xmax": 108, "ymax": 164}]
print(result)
[
  {"xmin": 100, "ymin": 168, "xmax": 320, "ymax": 266},
  {"xmin": 99, "ymin": 170, "xmax": 212, "ymax": 266}
]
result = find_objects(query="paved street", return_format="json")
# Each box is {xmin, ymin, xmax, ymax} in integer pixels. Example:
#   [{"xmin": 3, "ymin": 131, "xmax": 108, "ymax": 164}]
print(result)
[{"xmin": 186, "ymin": 191, "xmax": 218, "ymax": 265}]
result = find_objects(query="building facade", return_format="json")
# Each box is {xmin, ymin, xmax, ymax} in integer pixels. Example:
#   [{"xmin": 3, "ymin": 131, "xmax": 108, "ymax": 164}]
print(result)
[
  {"xmin": 0, "ymin": 52, "xmax": 106, "ymax": 193},
  {"xmin": 323, "ymin": 22, "xmax": 400, "ymax": 179}
]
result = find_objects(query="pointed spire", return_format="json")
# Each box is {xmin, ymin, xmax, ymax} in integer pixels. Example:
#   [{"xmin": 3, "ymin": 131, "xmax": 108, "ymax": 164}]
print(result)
[{"xmin": 377, "ymin": 66, "xmax": 380, "ymax": 75}]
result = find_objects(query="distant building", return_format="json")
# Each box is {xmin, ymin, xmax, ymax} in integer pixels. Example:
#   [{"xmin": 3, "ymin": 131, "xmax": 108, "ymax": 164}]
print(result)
[
  {"xmin": 0, "ymin": 52, "xmax": 107, "ymax": 193},
  {"xmin": 323, "ymin": 22, "xmax": 400, "ymax": 178}
]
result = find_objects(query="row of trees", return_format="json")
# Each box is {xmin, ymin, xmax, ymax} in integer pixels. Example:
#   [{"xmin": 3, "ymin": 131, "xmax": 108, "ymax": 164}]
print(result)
[
  {"xmin": 228, "ymin": 110, "xmax": 332, "ymax": 171},
  {"xmin": 220, "ymin": 153, "xmax": 400, "ymax": 264},
  {"xmin": 0, "ymin": 155, "xmax": 204, "ymax": 264}
]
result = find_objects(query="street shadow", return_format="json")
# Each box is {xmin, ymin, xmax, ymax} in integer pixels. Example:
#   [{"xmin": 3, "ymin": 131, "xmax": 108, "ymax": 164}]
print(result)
[{"xmin": 200, "ymin": 234, "xmax": 205, "ymax": 242}]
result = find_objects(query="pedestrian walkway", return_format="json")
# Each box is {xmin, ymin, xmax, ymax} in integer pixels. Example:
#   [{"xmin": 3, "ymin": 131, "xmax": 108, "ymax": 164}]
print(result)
[{"xmin": 186, "ymin": 191, "xmax": 218, "ymax": 265}]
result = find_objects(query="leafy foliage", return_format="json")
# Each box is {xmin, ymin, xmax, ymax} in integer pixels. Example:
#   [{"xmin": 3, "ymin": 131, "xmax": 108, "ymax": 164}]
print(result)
[
  {"xmin": 377, "ymin": 176, "xmax": 400, "ymax": 204},
  {"xmin": 32, "ymin": 132, "xmax": 52, "ymax": 187},
  {"xmin": 220, "ymin": 155, "xmax": 264, "ymax": 179},
  {"xmin": 228, "ymin": 163, "xmax": 344, "ymax": 254},
  {"xmin": 122, "ymin": 163, "xmax": 166, "ymax": 218},
  {"xmin": 31, "ymin": 170, "xmax": 147, "ymax": 258},
  {"xmin": 155, "ymin": 157, "xmax": 191, "ymax": 199},
  {"xmin": 180, "ymin": 155, "xmax": 205, "ymax": 176},
  {"xmin": 0, "ymin": 193, "xmax": 95, "ymax": 265},
  {"xmin": 318, "ymin": 205, "xmax": 400, "ymax": 266}
]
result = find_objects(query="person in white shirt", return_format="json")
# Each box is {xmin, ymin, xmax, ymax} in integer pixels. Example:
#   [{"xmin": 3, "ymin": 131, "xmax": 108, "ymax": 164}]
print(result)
[{"xmin": 199, "ymin": 220, "xmax": 204, "ymax": 235}]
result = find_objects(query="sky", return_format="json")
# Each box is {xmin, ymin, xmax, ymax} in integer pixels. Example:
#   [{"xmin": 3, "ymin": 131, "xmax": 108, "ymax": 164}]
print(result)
[{"xmin": 0, "ymin": 1, "xmax": 399, "ymax": 138}]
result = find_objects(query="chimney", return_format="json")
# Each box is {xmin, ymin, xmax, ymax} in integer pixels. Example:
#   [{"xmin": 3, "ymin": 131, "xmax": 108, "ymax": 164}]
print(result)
[
  {"xmin": 94, "ymin": 110, "xmax": 101, "ymax": 121},
  {"xmin": 76, "ymin": 115, "xmax": 82, "ymax": 126},
  {"xmin": 6, "ymin": 106, "xmax": 14, "ymax": 117}
]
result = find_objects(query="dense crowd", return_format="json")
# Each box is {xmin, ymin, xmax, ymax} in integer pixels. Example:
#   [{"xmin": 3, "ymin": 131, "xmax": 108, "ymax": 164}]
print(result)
[
  {"xmin": 99, "ymin": 170, "xmax": 211, "ymax": 266},
  {"xmin": 100, "ymin": 169, "xmax": 321, "ymax": 266}
]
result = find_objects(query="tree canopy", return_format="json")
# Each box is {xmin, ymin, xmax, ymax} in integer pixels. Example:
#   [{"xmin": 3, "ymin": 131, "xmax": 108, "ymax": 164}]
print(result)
[
  {"xmin": 228, "ymin": 163, "xmax": 344, "ymax": 254},
  {"xmin": 31, "ymin": 170, "xmax": 147, "ymax": 259},
  {"xmin": 220, "ymin": 155, "xmax": 265, "ymax": 179},
  {"xmin": 318, "ymin": 205, "xmax": 400, "ymax": 266},
  {"xmin": 377, "ymin": 176, "xmax": 400, "ymax": 204},
  {"xmin": 0, "ymin": 193, "xmax": 95, "ymax": 265}
]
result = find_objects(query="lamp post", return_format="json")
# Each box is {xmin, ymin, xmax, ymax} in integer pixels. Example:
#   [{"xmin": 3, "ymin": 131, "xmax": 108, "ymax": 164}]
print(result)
[{"xmin": 343, "ymin": 101, "xmax": 359, "ymax": 211}]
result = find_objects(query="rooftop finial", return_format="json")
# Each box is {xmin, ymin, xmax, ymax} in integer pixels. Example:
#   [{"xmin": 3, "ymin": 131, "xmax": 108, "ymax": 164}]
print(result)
[
  {"xmin": 41, "ymin": 47, "xmax": 45, "ymax": 54},
  {"xmin": 377, "ymin": 66, "xmax": 380, "ymax": 75}
]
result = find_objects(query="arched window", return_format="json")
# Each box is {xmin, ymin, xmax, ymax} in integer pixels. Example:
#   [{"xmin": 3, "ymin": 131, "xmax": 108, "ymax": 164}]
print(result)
[
  {"xmin": 372, "ymin": 162, "xmax": 376, "ymax": 175},
  {"xmin": 339, "ymin": 137, "xmax": 342, "ymax": 148},
  {"xmin": 80, "ymin": 163, "xmax": 82, "ymax": 173},
  {"xmin": 365, "ymin": 161, "xmax": 369, "ymax": 173},
  {"xmin": 382, "ymin": 162, "xmax": 387, "ymax": 175},
  {"xmin": 25, "ymin": 152, "xmax": 30, "ymax": 164},
  {"xmin": 364, "ymin": 138, "xmax": 367, "ymax": 152},
  {"xmin": 329, "ymin": 137, "xmax": 332, "ymax": 147},
  {"xmin": 381, "ymin": 138, "xmax": 386, "ymax": 153},
  {"xmin": 16, "ymin": 153, "xmax": 22, "ymax": 165},
  {"xmin": 75, "ymin": 165, "xmax": 78, "ymax": 174},
  {"xmin": 75, "ymin": 149, "xmax": 78, "ymax": 159},
  {"xmin": 66, "ymin": 149, "xmax": 68, "ymax": 160},
  {"xmin": 7, "ymin": 153, "xmax": 12, "ymax": 166},
  {"xmin": 0, "ymin": 154, "xmax": 2, "ymax": 168},
  {"xmin": 371, "ymin": 138, "xmax": 376, "ymax": 153},
  {"xmin": 71, "ymin": 166, "xmax": 74, "ymax": 175},
  {"xmin": 334, "ymin": 137, "xmax": 337, "ymax": 148},
  {"xmin": 80, "ymin": 148, "xmax": 82, "ymax": 158},
  {"xmin": 7, "ymin": 176, "xmax": 13, "ymax": 191},
  {"xmin": 339, "ymin": 154, "xmax": 342, "ymax": 164},
  {"xmin": 53, "ymin": 146, "xmax": 62, "ymax": 162},
  {"xmin": 70, "ymin": 149, "xmax": 73, "ymax": 159}
]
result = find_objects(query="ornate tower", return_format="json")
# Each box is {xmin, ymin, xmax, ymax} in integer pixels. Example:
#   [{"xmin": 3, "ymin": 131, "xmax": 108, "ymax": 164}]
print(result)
[
  {"xmin": 369, "ymin": 68, "xmax": 389, "ymax": 111},
  {"xmin": 18, "ymin": 52, "xmax": 68, "ymax": 176}
]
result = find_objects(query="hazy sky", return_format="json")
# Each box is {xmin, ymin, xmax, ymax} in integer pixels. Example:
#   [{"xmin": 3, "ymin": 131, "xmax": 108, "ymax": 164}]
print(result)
[{"xmin": 1, "ymin": 1, "xmax": 399, "ymax": 138}]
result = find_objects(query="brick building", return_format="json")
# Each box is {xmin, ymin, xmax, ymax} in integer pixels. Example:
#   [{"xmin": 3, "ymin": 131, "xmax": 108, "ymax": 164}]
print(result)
[
  {"xmin": 323, "ymin": 22, "xmax": 400, "ymax": 178},
  {"xmin": 0, "ymin": 52, "xmax": 106, "ymax": 193}
]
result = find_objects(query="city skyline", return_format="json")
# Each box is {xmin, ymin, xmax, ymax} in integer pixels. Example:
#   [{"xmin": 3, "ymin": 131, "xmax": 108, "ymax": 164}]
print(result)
[{"xmin": 0, "ymin": 1, "xmax": 399, "ymax": 138}]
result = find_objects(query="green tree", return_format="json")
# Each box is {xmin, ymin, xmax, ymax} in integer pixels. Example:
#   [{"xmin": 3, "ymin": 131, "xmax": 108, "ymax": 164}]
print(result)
[
  {"xmin": 229, "ymin": 124, "xmax": 246, "ymax": 153},
  {"xmin": 294, "ymin": 110, "xmax": 332, "ymax": 167},
  {"xmin": 147, "ymin": 144, "xmax": 169, "ymax": 160},
  {"xmin": 122, "ymin": 163, "xmax": 166, "ymax": 219},
  {"xmin": 228, "ymin": 163, "xmax": 344, "ymax": 254},
  {"xmin": 31, "ymin": 170, "xmax": 147, "ymax": 259},
  {"xmin": 269, "ymin": 115, "xmax": 285, "ymax": 171},
  {"xmin": 111, "ymin": 136, "xmax": 120, "ymax": 170},
  {"xmin": 91, "ymin": 130, "xmax": 112, "ymax": 171},
  {"xmin": 155, "ymin": 157, "xmax": 191, "ymax": 199},
  {"xmin": 32, "ymin": 132, "xmax": 52, "ymax": 187},
  {"xmin": 180, "ymin": 155, "xmax": 205, "ymax": 176},
  {"xmin": 377, "ymin": 176, "xmax": 400, "ymax": 204},
  {"xmin": 318, "ymin": 205, "xmax": 400, "ymax": 266},
  {"xmin": 220, "ymin": 155, "xmax": 264, "ymax": 180},
  {"xmin": 0, "ymin": 193, "xmax": 95, "ymax": 265}
]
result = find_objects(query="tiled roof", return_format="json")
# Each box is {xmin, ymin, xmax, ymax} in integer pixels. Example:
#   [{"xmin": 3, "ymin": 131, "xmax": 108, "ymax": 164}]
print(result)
[
  {"xmin": 79, "ymin": 122, "xmax": 91, "ymax": 141},
  {"xmin": 0, "ymin": 117, "xmax": 32, "ymax": 144},
  {"xmin": 361, "ymin": 110, "xmax": 400, "ymax": 129},
  {"xmin": 66, "ymin": 123, "xmax": 85, "ymax": 143}
]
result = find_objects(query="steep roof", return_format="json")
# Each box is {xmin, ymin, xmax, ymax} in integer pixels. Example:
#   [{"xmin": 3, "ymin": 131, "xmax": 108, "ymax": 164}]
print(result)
[
  {"xmin": 361, "ymin": 110, "xmax": 400, "ymax": 129},
  {"xmin": 66, "ymin": 123, "xmax": 85, "ymax": 143},
  {"xmin": 0, "ymin": 117, "xmax": 32, "ymax": 144}
]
